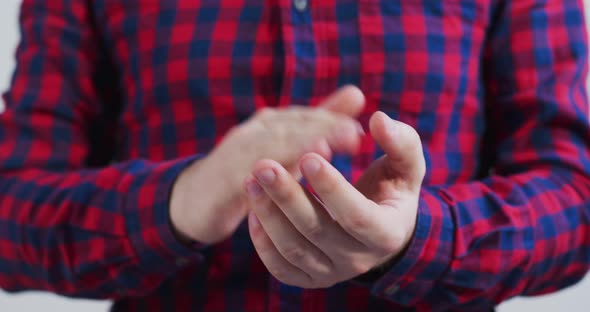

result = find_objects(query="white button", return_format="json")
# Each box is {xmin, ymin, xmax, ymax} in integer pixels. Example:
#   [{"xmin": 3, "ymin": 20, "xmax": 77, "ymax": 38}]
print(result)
[{"xmin": 293, "ymin": 0, "xmax": 308, "ymax": 12}]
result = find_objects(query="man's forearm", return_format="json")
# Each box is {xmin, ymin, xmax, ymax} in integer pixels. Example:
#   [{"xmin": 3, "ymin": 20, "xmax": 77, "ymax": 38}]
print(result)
[{"xmin": 0, "ymin": 157, "xmax": 206, "ymax": 298}]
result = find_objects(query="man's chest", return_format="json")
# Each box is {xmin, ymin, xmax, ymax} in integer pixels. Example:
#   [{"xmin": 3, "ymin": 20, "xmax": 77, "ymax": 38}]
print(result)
[{"xmin": 92, "ymin": 0, "xmax": 493, "ymax": 184}]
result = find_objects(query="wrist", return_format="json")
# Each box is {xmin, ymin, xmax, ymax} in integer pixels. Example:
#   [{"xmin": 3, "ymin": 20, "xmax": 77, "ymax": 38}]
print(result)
[
  {"xmin": 169, "ymin": 158, "xmax": 205, "ymax": 242},
  {"xmin": 208, "ymin": 127, "xmax": 256, "ymax": 197},
  {"xmin": 168, "ymin": 150, "xmax": 245, "ymax": 244}
]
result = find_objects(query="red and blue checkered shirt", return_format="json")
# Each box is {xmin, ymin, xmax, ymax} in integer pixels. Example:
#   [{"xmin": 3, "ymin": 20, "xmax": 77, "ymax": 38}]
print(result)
[{"xmin": 1, "ymin": 0, "xmax": 589, "ymax": 311}]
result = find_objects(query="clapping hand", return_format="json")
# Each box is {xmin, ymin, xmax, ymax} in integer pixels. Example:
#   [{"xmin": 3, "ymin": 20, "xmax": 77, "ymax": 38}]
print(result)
[{"xmin": 245, "ymin": 112, "xmax": 425, "ymax": 288}]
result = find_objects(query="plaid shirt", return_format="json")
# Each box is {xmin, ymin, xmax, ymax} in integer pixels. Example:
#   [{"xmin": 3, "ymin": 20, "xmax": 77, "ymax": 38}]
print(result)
[{"xmin": 1, "ymin": 0, "xmax": 589, "ymax": 311}]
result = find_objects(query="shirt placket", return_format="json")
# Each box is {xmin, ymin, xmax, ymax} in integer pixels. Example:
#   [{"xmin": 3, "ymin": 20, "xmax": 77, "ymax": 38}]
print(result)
[
  {"xmin": 269, "ymin": 1, "xmax": 320, "ymax": 312},
  {"xmin": 277, "ymin": 0, "xmax": 317, "ymax": 108}
]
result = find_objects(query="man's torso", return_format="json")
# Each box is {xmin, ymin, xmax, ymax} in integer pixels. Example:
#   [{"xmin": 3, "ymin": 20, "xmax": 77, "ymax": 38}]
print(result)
[{"xmin": 89, "ymin": 0, "xmax": 493, "ymax": 310}]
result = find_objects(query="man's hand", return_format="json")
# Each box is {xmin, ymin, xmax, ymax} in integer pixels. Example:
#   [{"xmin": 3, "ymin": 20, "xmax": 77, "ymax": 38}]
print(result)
[
  {"xmin": 170, "ymin": 86, "xmax": 366, "ymax": 245},
  {"xmin": 245, "ymin": 112, "xmax": 425, "ymax": 288}
]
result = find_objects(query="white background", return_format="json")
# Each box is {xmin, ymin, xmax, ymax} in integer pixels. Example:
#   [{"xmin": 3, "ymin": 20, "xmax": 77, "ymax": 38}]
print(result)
[{"xmin": 0, "ymin": 0, "xmax": 589, "ymax": 310}]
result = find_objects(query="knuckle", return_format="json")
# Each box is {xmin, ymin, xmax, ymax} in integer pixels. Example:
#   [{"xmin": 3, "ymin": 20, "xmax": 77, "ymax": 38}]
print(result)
[
  {"xmin": 304, "ymin": 223, "xmax": 324, "ymax": 242},
  {"xmin": 314, "ymin": 263, "xmax": 333, "ymax": 277},
  {"xmin": 282, "ymin": 244, "xmax": 307, "ymax": 264}
]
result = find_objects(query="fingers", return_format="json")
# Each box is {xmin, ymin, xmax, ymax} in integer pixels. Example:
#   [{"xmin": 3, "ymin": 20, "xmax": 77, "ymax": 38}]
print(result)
[
  {"xmin": 323, "ymin": 118, "xmax": 364, "ymax": 155},
  {"xmin": 319, "ymin": 85, "xmax": 366, "ymax": 117},
  {"xmin": 245, "ymin": 157, "xmax": 412, "ymax": 287},
  {"xmin": 253, "ymin": 106, "xmax": 363, "ymax": 157},
  {"xmin": 288, "ymin": 112, "xmax": 363, "ymax": 156},
  {"xmin": 316, "ymin": 85, "xmax": 366, "ymax": 154},
  {"xmin": 249, "ymin": 159, "xmax": 362, "ymax": 253},
  {"xmin": 299, "ymin": 85, "xmax": 367, "ymax": 154},
  {"xmin": 245, "ymin": 164, "xmax": 334, "ymax": 277},
  {"xmin": 239, "ymin": 87, "xmax": 366, "ymax": 170},
  {"xmin": 248, "ymin": 212, "xmax": 313, "ymax": 287},
  {"xmin": 299, "ymin": 153, "xmax": 393, "ymax": 250},
  {"xmin": 369, "ymin": 112, "xmax": 426, "ymax": 188}
]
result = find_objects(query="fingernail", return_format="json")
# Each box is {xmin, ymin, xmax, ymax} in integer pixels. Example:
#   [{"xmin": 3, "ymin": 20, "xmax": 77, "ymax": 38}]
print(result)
[
  {"xmin": 245, "ymin": 179, "xmax": 264, "ymax": 199},
  {"xmin": 255, "ymin": 168, "xmax": 276, "ymax": 185},
  {"xmin": 302, "ymin": 157, "xmax": 321, "ymax": 176}
]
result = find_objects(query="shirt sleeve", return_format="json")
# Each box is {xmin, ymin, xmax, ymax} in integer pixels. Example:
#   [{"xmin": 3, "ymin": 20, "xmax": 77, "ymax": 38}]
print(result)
[
  {"xmin": 0, "ymin": 0, "xmax": 205, "ymax": 299},
  {"xmin": 367, "ymin": 0, "xmax": 590, "ymax": 309}
]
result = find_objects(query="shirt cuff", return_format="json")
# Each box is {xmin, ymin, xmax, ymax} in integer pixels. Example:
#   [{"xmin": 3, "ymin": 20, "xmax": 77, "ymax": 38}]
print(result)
[
  {"xmin": 369, "ymin": 186, "xmax": 455, "ymax": 306},
  {"xmin": 123, "ymin": 155, "xmax": 206, "ymax": 275}
]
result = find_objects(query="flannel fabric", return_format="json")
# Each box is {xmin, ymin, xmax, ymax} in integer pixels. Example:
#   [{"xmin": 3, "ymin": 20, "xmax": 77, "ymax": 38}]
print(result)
[{"xmin": 0, "ymin": 0, "xmax": 589, "ymax": 311}]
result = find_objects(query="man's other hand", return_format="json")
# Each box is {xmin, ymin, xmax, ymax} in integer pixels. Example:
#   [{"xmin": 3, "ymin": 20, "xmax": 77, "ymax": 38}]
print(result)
[{"xmin": 170, "ymin": 86, "xmax": 366, "ymax": 245}]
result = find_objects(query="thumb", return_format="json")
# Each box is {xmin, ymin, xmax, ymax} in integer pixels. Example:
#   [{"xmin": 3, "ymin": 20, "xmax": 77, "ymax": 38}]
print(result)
[
  {"xmin": 369, "ymin": 111, "xmax": 426, "ymax": 188},
  {"xmin": 319, "ymin": 85, "xmax": 366, "ymax": 117}
]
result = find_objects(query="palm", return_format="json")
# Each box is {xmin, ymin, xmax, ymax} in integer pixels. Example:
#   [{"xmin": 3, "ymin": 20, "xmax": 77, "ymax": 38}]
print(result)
[{"xmin": 355, "ymin": 154, "xmax": 418, "ymax": 208}]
